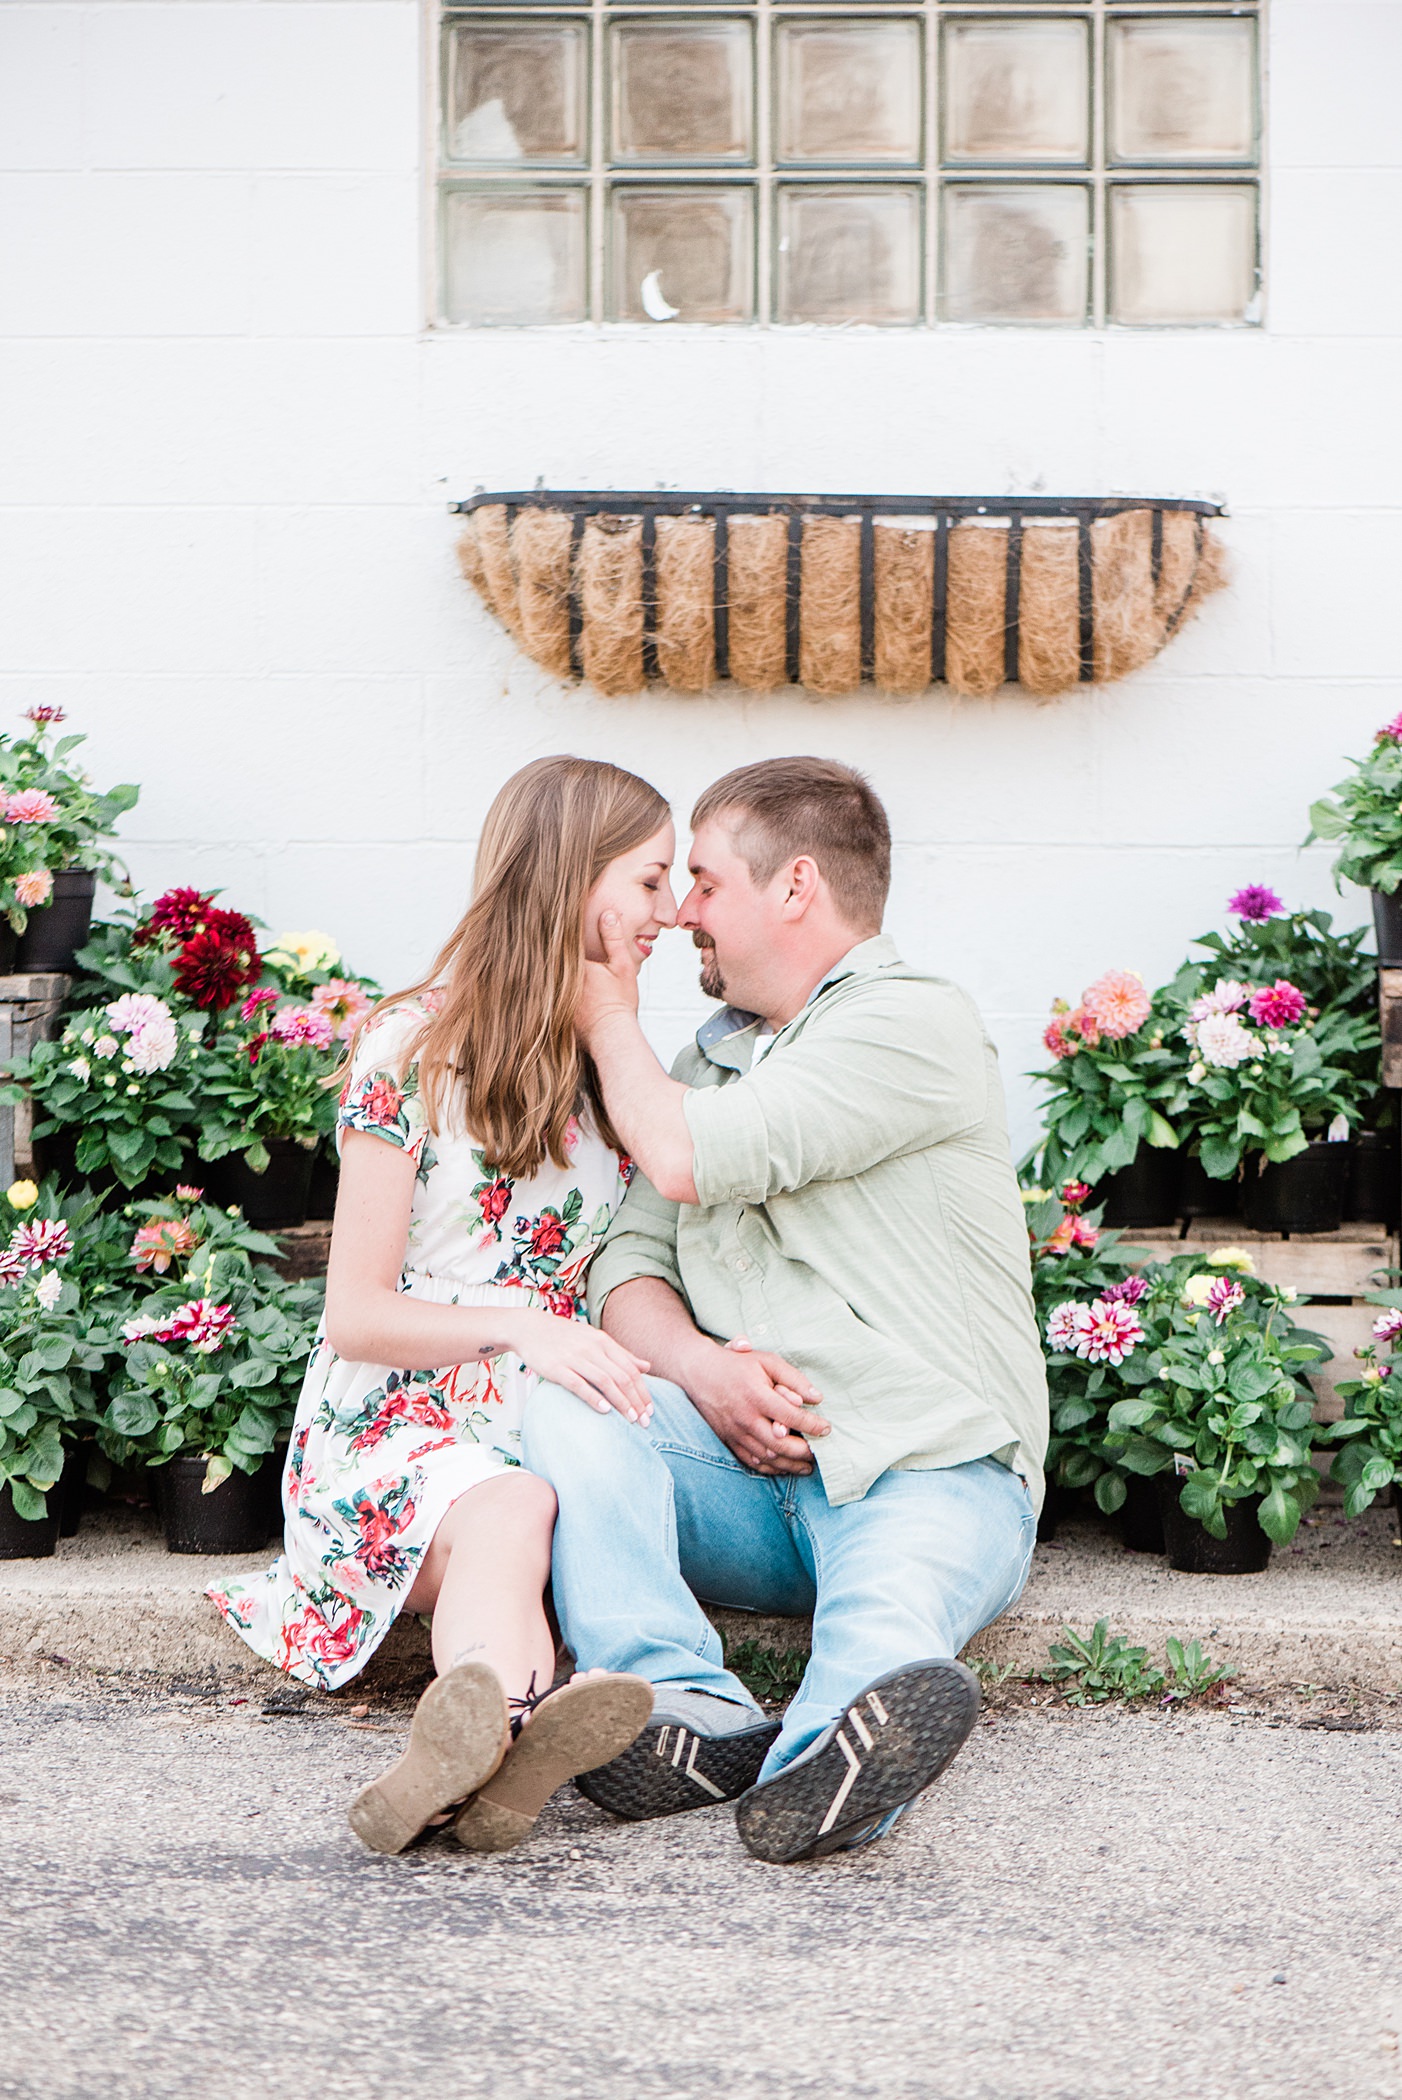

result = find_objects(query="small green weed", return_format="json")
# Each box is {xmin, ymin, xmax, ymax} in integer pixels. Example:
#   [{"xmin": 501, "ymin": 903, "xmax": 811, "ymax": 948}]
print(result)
[
  {"xmin": 1045, "ymin": 1619, "xmax": 1235, "ymax": 1707},
  {"xmin": 723, "ymin": 1637, "xmax": 809, "ymax": 1704},
  {"xmin": 969, "ymin": 1657, "xmax": 1021, "ymax": 1689}
]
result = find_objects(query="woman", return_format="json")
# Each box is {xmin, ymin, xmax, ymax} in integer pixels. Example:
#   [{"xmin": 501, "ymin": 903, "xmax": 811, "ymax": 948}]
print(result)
[{"xmin": 208, "ymin": 757, "xmax": 678, "ymax": 1856}]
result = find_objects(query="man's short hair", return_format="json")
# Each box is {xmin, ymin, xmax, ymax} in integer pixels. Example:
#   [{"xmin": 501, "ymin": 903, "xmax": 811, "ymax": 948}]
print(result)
[{"xmin": 691, "ymin": 757, "xmax": 891, "ymax": 931}]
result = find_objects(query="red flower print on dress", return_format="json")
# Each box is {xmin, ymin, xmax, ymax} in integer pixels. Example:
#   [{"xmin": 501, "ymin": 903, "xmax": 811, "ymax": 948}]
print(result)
[
  {"xmin": 339, "ymin": 1486, "xmax": 417, "ymax": 1581},
  {"xmin": 348, "ymin": 1383, "xmax": 454, "ymax": 1453},
  {"xmin": 364, "ymin": 1078, "xmax": 403, "ymax": 1126},
  {"xmin": 478, "ymin": 1179, "xmax": 511, "ymax": 1228},
  {"xmin": 530, "ymin": 1215, "xmax": 567, "ymax": 1260}
]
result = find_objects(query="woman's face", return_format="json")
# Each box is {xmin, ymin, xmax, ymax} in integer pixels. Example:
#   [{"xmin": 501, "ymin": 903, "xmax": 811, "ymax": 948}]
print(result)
[{"xmin": 584, "ymin": 822, "xmax": 678, "ymax": 968}]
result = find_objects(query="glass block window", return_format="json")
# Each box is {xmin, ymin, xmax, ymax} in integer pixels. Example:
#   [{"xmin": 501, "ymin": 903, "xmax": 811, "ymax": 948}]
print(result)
[{"xmin": 437, "ymin": 1, "xmax": 1262, "ymax": 328}]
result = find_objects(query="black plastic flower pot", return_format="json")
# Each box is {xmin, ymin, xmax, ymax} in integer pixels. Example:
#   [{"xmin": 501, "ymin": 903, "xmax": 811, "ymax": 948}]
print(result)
[
  {"xmin": 305, "ymin": 1143, "xmax": 339, "ymax": 1222},
  {"xmin": 1119, "ymin": 1473, "xmax": 1166, "ymax": 1555},
  {"xmin": 0, "ymin": 921, "xmax": 17, "ymax": 975},
  {"xmin": 1373, "ymin": 889, "xmax": 1402, "ymax": 968},
  {"xmin": 1036, "ymin": 1481, "xmax": 1079, "ymax": 1542},
  {"xmin": 15, "ymin": 869, "xmax": 96, "ymax": 974},
  {"xmin": 1177, "ymin": 1152, "xmax": 1229, "ymax": 1220},
  {"xmin": 205, "ymin": 1139, "xmax": 314, "ymax": 1228},
  {"xmin": 1344, "ymin": 1130, "xmax": 1401, "ymax": 1230},
  {"xmin": 0, "ymin": 1480, "xmax": 60, "ymax": 1560},
  {"xmin": 1159, "ymin": 1480, "xmax": 1271, "ymax": 1575},
  {"xmin": 57, "ymin": 1439, "xmax": 92, "ymax": 1540},
  {"xmin": 158, "ymin": 1453, "xmax": 281, "ymax": 1555},
  {"xmin": 1241, "ymin": 1141, "xmax": 1351, "ymax": 1235},
  {"xmin": 1095, "ymin": 1146, "xmax": 1181, "ymax": 1229}
]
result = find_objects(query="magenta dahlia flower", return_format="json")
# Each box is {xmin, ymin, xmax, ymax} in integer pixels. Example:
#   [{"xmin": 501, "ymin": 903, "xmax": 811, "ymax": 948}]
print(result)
[
  {"xmin": 5, "ymin": 789, "xmax": 59, "ymax": 825},
  {"xmin": 23, "ymin": 706, "xmax": 65, "ymax": 727},
  {"xmin": 166, "ymin": 1298, "xmax": 236, "ymax": 1353},
  {"xmin": 1227, "ymin": 885, "xmax": 1284, "ymax": 922},
  {"xmin": 1101, "ymin": 1275, "xmax": 1149, "ymax": 1307},
  {"xmin": 1045, "ymin": 1303, "xmax": 1081, "ymax": 1352},
  {"xmin": 240, "ymin": 987, "xmax": 279, "ymax": 1024},
  {"xmin": 1375, "ymin": 714, "xmax": 1402, "ymax": 745},
  {"xmin": 1060, "ymin": 1180, "xmax": 1091, "ymax": 1210},
  {"xmin": 1248, "ymin": 979, "xmax": 1307, "ymax": 1030},
  {"xmin": 270, "ymin": 1005, "xmax": 334, "ymax": 1051},
  {"xmin": 10, "ymin": 1218, "xmax": 71, "ymax": 1267},
  {"xmin": 1373, "ymin": 1309, "xmax": 1402, "ymax": 1345},
  {"xmin": 0, "ymin": 1249, "xmax": 28, "ymax": 1288},
  {"xmin": 1206, "ymin": 1277, "xmax": 1246, "ymax": 1325},
  {"xmin": 139, "ymin": 887, "xmax": 215, "ymax": 944},
  {"xmin": 1071, "ymin": 1299, "xmax": 1145, "ymax": 1366}
]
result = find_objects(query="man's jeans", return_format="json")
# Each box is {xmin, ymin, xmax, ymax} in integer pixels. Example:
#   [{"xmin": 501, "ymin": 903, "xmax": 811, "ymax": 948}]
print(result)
[{"xmin": 522, "ymin": 1377, "xmax": 1037, "ymax": 1779}]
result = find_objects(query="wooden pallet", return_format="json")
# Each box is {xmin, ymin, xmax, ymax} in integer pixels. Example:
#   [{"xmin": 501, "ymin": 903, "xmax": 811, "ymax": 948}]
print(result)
[
  {"xmin": 0, "ymin": 974, "xmax": 71, "ymax": 1185},
  {"xmin": 1130, "ymin": 1219, "xmax": 1396, "ymax": 1421}
]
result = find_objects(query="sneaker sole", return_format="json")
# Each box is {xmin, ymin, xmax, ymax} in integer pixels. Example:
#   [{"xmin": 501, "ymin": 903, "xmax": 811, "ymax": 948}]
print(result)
[
  {"xmin": 452, "ymin": 1674, "xmax": 655, "ymax": 1853},
  {"xmin": 576, "ymin": 1713, "xmax": 781, "ymax": 1822},
  {"xmin": 347, "ymin": 1662, "xmax": 510, "ymax": 1855},
  {"xmin": 734, "ymin": 1659, "xmax": 980, "ymax": 1865}
]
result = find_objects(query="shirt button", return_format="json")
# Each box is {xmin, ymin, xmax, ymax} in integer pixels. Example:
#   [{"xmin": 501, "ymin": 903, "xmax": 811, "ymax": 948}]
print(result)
[{"xmin": 735, "ymin": 1256, "xmax": 750, "ymax": 1272}]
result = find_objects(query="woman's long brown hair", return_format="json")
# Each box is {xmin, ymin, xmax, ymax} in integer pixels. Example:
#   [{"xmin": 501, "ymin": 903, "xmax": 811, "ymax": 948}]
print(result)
[{"xmin": 344, "ymin": 756, "xmax": 669, "ymax": 1178}]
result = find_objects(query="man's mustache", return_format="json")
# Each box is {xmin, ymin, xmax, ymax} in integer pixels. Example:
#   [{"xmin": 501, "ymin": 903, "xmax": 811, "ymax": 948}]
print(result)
[{"xmin": 692, "ymin": 933, "xmax": 714, "ymax": 953}]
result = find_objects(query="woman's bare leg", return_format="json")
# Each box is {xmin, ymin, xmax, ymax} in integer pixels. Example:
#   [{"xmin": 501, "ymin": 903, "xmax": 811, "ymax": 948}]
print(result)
[{"xmin": 404, "ymin": 1471, "xmax": 558, "ymax": 1700}]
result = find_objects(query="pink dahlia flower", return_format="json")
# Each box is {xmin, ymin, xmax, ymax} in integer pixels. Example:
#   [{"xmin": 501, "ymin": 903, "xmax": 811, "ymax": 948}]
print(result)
[
  {"xmin": 10, "ymin": 1218, "xmax": 71, "ymax": 1266},
  {"xmin": 1045, "ymin": 1302, "xmax": 1081, "ymax": 1351},
  {"xmin": 167, "ymin": 1298, "xmax": 236, "ymax": 1353},
  {"xmin": 1373, "ymin": 1308, "xmax": 1402, "ymax": 1345},
  {"xmin": 1190, "ymin": 980, "xmax": 1252, "ymax": 1021},
  {"xmin": 1102, "ymin": 1275, "xmax": 1149, "ymax": 1307},
  {"xmin": 23, "ymin": 706, "xmax": 65, "ymax": 727},
  {"xmin": 311, "ymin": 978, "xmax": 373, "ymax": 1042},
  {"xmin": 1227, "ymin": 885, "xmax": 1284, "ymax": 922},
  {"xmin": 5, "ymin": 789, "xmax": 58, "ymax": 825},
  {"xmin": 270, "ymin": 1005, "xmax": 334, "ymax": 1051},
  {"xmin": 240, "ymin": 987, "xmax": 279, "ymax": 1024},
  {"xmin": 1081, "ymin": 970, "xmax": 1151, "ymax": 1041},
  {"xmin": 1376, "ymin": 714, "xmax": 1402, "ymax": 745},
  {"xmin": 1071, "ymin": 1299, "xmax": 1145, "ymax": 1366},
  {"xmin": 130, "ymin": 1219, "xmax": 197, "ymax": 1275},
  {"xmin": 1060, "ymin": 1180, "xmax": 1091, "ymax": 1210},
  {"xmin": 174, "ymin": 1184, "xmax": 205, "ymax": 1202},
  {"xmin": 1248, "ymin": 979, "xmax": 1307, "ymax": 1030},
  {"xmin": 1206, "ymin": 1277, "xmax": 1246, "ymax": 1325},
  {"xmin": 0, "ymin": 1248, "xmax": 28, "ymax": 1288},
  {"xmin": 1042, "ymin": 1018, "xmax": 1074, "ymax": 1061},
  {"xmin": 121, "ymin": 1312, "xmax": 171, "ymax": 1344},
  {"xmin": 14, "ymin": 870, "xmax": 52, "ymax": 909}
]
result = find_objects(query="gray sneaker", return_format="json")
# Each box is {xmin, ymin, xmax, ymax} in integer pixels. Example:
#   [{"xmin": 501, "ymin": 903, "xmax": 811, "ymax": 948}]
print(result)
[{"xmin": 575, "ymin": 1689, "xmax": 780, "ymax": 1822}]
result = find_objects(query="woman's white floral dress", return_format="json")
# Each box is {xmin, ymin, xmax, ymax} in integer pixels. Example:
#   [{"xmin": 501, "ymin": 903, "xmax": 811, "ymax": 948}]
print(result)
[{"xmin": 207, "ymin": 1006, "xmax": 633, "ymax": 1691}]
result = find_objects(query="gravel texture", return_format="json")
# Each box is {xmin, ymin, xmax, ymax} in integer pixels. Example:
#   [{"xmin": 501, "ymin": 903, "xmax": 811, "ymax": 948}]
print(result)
[{"xmin": 1, "ymin": 1676, "xmax": 1400, "ymax": 2099}]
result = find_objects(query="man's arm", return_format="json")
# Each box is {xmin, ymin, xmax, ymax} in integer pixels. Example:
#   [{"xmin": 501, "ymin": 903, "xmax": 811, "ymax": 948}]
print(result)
[{"xmin": 600, "ymin": 1277, "xmax": 830, "ymax": 1477}]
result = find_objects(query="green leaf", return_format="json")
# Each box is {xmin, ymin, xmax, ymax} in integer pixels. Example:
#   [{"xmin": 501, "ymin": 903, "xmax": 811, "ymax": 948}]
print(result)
[
  {"xmin": 1258, "ymin": 1484, "xmax": 1300, "ymax": 1544},
  {"xmin": 107, "ymin": 1392, "xmax": 160, "ymax": 1438},
  {"xmin": 7, "ymin": 1478, "xmax": 47, "ymax": 1522}
]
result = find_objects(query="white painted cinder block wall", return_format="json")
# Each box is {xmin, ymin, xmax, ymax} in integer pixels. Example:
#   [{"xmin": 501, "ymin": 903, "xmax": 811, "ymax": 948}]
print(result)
[{"xmin": 1, "ymin": 0, "xmax": 1398, "ymax": 1154}]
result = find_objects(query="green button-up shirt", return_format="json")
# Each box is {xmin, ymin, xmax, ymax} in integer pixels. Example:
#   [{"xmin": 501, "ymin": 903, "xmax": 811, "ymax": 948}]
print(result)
[{"xmin": 587, "ymin": 935, "xmax": 1049, "ymax": 1510}]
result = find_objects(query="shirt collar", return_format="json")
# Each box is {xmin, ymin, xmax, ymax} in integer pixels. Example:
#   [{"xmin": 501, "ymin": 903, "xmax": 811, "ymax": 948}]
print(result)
[{"xmin": 695, "ymin": 933, "xmax": 901, "ymax": 1070}]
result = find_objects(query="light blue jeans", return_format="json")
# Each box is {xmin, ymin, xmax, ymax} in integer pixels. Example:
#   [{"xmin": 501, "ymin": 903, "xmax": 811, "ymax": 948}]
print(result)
[{"xmin": 522, "ymin": 1377, "xmax": 1037, "ymax": 1779}]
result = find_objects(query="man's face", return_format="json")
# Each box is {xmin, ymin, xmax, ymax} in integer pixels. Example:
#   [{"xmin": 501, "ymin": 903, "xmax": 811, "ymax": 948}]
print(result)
[{"xmin": 677, "ymin": 816, "xmax": 783, "ymax": 1013}]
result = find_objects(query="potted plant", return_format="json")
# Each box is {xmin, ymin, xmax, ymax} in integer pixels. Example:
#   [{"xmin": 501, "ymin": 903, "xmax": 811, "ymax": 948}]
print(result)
[
  {"xmin": 1174, "ymin": 886, "xmax": 1389, "ymax": 1223},
  {"xmin": 1029, "ymin": 1183, "xmax": 1154, "ymax": 1542},
  {"xmin": 97, "ymin": 1192, "xmax": 323, "ymax": 1552},
  {"xmin": 1309, "ymin": 711, "xmax": 1402, "ymax": 965},
  {"xmin": 0, "ymin": 1185, "xmax": 132, "ymax": 1556},
  {"xmin": 1031, "ymin": 971, "xmax": 1186, "ymax": 1227},
  {"xmin": 259, "ymin": 930, "xmax": 376, "ymax": 1221},
  {"xmin": 195, "ymin": 991, "xmax": 343, "ymax": 1226},
  {"xmin": 0, "ymin": 707, "xmax": 139, "ymax": 972},
  {"xmin": 1179, "ymin": 972, "xmax": 1373, "ymax": 1232},
  {"xmin": 1320, "ymin": 1302, "xmax": 1402, "ymax": 1519},
  {"xmin": 1104, "ymin": 1263, "xmax": 1326, "ymax": 1573}
]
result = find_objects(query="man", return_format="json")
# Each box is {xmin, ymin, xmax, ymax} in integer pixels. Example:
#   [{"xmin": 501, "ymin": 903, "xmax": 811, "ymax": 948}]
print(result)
[{"xmin": 521, "ymin": 757, "xmax": 1047, "ymax": 1862}]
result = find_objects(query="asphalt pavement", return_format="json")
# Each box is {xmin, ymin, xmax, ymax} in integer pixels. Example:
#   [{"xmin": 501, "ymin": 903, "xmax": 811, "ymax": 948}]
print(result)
[{"xmin": 0, "ymin": 1678, "xmax": 1399, "ymax": 2100}]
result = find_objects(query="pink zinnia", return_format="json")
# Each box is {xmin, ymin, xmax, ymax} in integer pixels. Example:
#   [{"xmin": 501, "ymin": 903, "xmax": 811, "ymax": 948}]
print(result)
[
  {"xmin": 174, "ymin": 1184, "xmax": 204, "ymax": 1202},
  {"xmin": 1072, "ymin": 1299, "xmax": 1144, "ymax": 1366},
  {"xmin": 1080, "ymin": 970, "xmax": 1152, "ymax": 1041},
  {"xmin": 240, "ymin": 987, "xmax": 279, "ymax": 1024},
  {"xmin": 23, "ymin": 706, "xmax": 65, "ymax": 727},
  {"xmin": 10, "ymin": 1218, "xmax": 71, "ymax": 1266},
  {"xmin": 311, "ymin": 979, "xmax": 373, "ymax": 1042},
  {"xmin": 5, "ymin": 789, "xmax": 58, "ymax": 825},
  {"xmin": 166, "ymin": 1298, "xmax": 236, "ymax": 1353},
  {"xmin": 1060, "ymin": 1180, "xmax": 1091, "ymax": 1210},
  {"xmin": 14, "ymin": 869, "xmax": 52, "ymax": 909},
  {"xmin": 1227, "ymin": 885, "xmax": 1284, "ymax": 922},
  {"xmin": 270, "ymin": 1005, "xmax": 334, "ymax": 1051},
  {"xmin": 1248, "ymin": 979, "xmax": 1307, "ymax": 1030},
  {"xmin": 1206, "ymin": 1277, "xmax": 1246, "ymax": 1325}
]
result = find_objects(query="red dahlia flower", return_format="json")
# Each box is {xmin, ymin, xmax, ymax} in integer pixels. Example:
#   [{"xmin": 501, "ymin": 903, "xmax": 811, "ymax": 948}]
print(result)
[
  {"xmin": 175, "ymin": 929, "xmax": 261, "ymax": 1010},
  {"xmin": 136, "ymin": 887, "xmax": 216, "ymax": 946}
]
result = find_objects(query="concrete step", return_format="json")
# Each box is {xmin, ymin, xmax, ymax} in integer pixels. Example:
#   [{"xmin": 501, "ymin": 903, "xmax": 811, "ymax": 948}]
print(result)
[{"xmin": 5, "ymin": 1499, "xmax": 1400, "ymax": 1695}]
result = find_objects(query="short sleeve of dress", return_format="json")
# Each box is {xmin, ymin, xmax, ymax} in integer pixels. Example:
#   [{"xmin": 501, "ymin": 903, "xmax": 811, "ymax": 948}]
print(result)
[{"xmin": 337, "ymin": 1008, "xmax": 430, "ymax": 1166}]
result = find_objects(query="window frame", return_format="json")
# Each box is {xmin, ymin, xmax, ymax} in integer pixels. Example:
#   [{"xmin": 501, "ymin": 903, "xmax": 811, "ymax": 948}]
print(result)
[{"xmin": 429, "ymin": 0, "xmax": 1266, "ymax": 330}]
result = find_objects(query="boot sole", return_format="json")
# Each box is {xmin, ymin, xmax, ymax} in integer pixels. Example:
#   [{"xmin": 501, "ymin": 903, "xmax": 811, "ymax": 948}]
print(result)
[
  {"xmin": 576, "ymin": 1712, "xmax": 781, "ymax": 1822},
  {"xmin": 347, "ymin": 1662, "xmax": 510, "ymax": 1855},
  {"xmin": 734, "ymin": 1659, "xmax": 980, "ymax": 1864},
  {"xmin": 451, "ymin": 1674, "xmax": 655, "ymax": 1853}
]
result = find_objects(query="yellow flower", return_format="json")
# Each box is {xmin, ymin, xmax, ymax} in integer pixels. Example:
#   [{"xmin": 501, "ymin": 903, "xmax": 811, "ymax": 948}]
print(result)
[
  {"xmin": 1208, "ymin": 1246, "xmax": 1255, "ymax": 1274},
  {"xmin": 1182, "ymin": 1274, "xmax": 1217, "ymax": 1306},
  {"xmin": 6, "ymin": 1180, "xmax": 38, "ymax": 1211},
  {"xmin": 1021, "ymin": 1188, "xmax": 1050, "ymax": 1205},
  {"xmin": 265, "ymin": 929, "xmax": 340, "ymax": 975}
]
